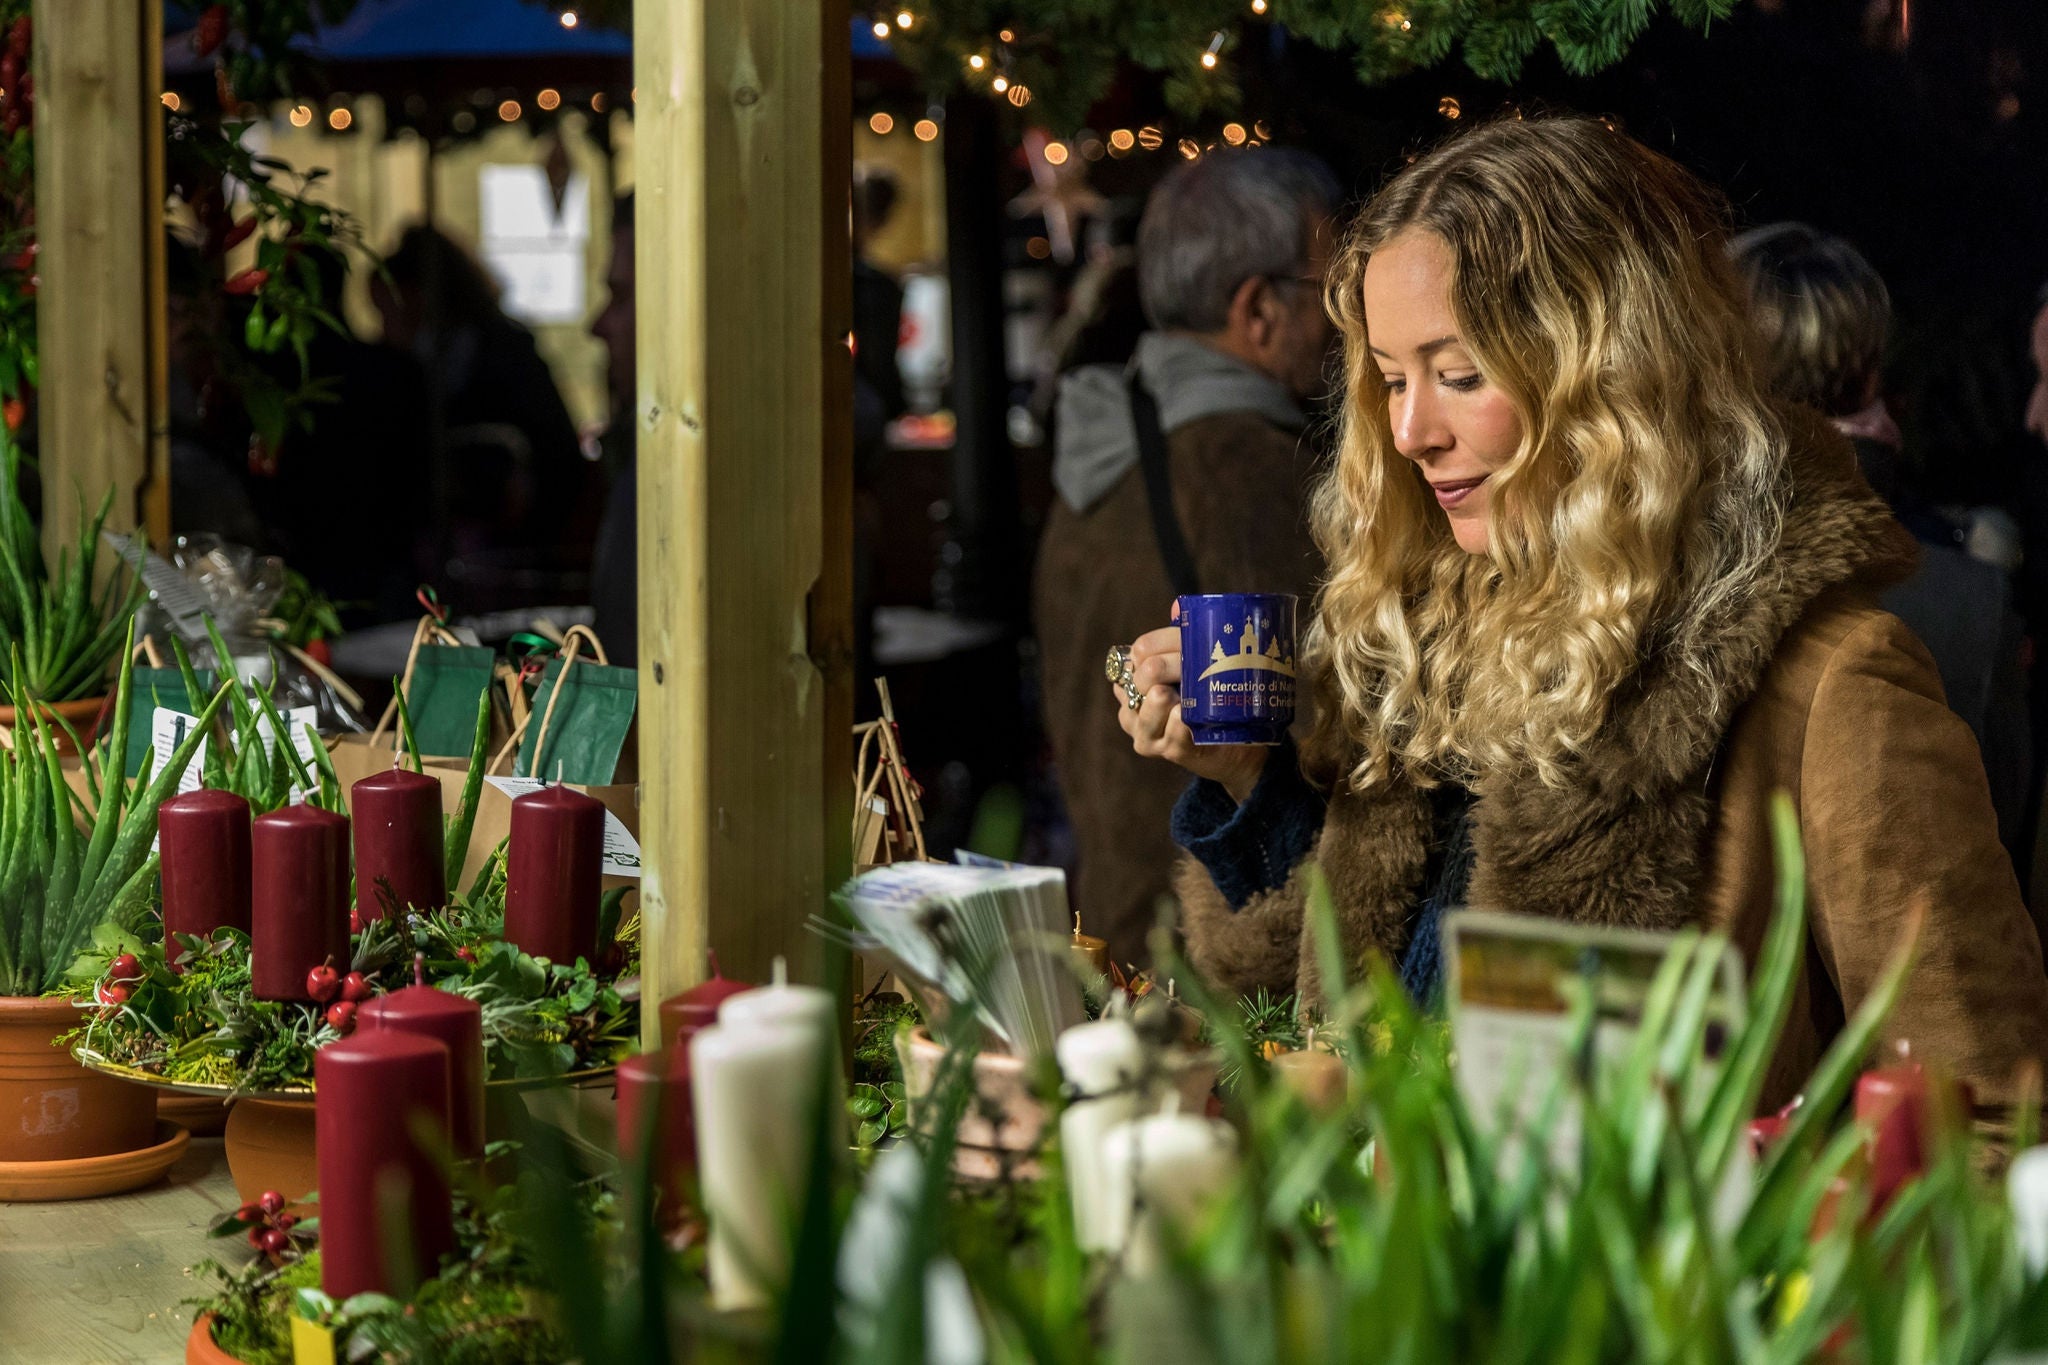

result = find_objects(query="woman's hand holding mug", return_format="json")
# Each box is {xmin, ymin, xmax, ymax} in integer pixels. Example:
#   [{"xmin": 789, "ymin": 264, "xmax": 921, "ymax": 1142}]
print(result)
[{"xmin": 1109, "ymin": 605, "xmax": 1269, "ymax": 803}]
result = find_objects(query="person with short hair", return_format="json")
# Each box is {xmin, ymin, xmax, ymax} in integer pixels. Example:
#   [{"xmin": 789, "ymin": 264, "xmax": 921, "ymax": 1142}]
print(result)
[
  {"xmin": 1117, "ymin": 118, "xmax": 2048, "ymax": 1108},
  {"xmin": 1035, "ymin": 147, "xmax": 1341, "ymax": 969},
  {"xmin": 1730, "ymin": 223, "xmax": 2031, "ymax": 864}
]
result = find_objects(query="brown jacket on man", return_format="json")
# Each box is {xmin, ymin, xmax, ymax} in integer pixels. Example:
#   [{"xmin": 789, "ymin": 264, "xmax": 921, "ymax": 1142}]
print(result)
[
  {"xmin": 1180, "ymin": 409, "xmax": 2048, "ymax": 1110},
  {"xmin": 1037, "ymin": 334, "xmax": 1321, "ymax": 969}
]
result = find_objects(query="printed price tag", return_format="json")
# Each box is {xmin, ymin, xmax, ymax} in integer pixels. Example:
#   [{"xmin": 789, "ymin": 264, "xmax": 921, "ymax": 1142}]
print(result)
[
  {"xmin": 150, "ymin": 707, "xmax": 207, "ymax": 797},
  {"xmin": 484, "ymin": 775, "xmax": 641, "ymax": 877}
]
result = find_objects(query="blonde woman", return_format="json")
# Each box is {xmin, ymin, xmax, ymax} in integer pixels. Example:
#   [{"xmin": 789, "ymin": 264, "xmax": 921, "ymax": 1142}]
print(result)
[{"xmin": 1114, "ymin": 117, "xmax": 2048, "ymax": 1108}]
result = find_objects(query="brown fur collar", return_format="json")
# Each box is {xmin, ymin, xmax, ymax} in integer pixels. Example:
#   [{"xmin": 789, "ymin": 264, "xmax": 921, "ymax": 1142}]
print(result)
[{"xmin": 1180, "ymin": 407, "xmax": 1918, "ymax": 1003}]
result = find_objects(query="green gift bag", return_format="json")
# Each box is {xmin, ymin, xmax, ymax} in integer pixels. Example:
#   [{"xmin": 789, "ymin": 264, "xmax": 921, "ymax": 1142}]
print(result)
[
  {"xmin": 404, "ymin": 644, "xmax": 498, "ymax": 759},
  {"xmin": 509, "ymin": 629, "xmax": 636, "ymax": 786},
  {"xmin": 124, "ymin": 666, "xmax": 215, "ymax": 778}
]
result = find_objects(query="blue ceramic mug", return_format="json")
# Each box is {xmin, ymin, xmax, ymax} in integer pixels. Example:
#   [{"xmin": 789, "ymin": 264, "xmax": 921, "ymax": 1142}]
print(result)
[{"xmin": 1176, "ymin": 593, "xmax": 1299, "ymax": 745}]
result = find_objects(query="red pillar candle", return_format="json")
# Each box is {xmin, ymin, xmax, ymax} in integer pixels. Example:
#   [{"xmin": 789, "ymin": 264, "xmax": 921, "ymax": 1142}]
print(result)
[
  {"xmin": 615, "ymin": 1047, "xmax": 696, "ymax": 1215},
  {"xmin": 656, "ymin": 954, "xmax": 752, "ymax": 1051},
  {"xmin": 252, "ymin": 805, "xmax": 350, "ymax": 1002},
  {"xmin": 351, "ymin": 769, "xmax": 446, "ymax": 921},
  {"xmin": 1855, "ymin": 1057, "xmax": 1964, "ymax": 1211},
  {"xmin": 360, "ymin": 965, "xmax": 486, "ymax": 1160},
  {"xmin": 504, "ymin": 785, "xmax": 604, "ymax": 963},
  {"xmin": 159, "ymin": 790, "xmax": 252, "ymax": 946},
  {"xmin": 315, "ymin": 1031, "xmax": 454, "ymax": 1301}
]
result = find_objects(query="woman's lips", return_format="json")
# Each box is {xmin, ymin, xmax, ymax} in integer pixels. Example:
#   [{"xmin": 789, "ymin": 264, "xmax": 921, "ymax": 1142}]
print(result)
[{"xmin": 1431, "ymin": 475, "xmax": 1488, "ymax": 510}]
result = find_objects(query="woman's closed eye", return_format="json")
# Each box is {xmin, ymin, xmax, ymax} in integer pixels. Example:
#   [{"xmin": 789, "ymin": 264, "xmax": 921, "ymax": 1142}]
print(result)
[{"xmin": 1381, "ymin": 371, "xmax": 1485, "ymax": 395}]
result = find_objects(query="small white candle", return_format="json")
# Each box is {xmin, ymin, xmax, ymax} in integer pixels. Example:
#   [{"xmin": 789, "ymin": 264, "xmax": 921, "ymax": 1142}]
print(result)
[
  {"xmin": 690, "ymin": 1008, "xmax": 840, "ymax": 1310},
  {"xmin": 1056, "ymin": 1019, "xmax": 1148, "ymax": 1253},
  {"xmin": 717, "ymin": 956, "xmax": 838, "ymax": 1040},
  {"xmin": 1100, "ymin": 1106, "xmax": 1239, "ymax": 1274},
  {"xmin": 2011, "ymin": 1146, "xmax": 2048, "ymax": 1274}
]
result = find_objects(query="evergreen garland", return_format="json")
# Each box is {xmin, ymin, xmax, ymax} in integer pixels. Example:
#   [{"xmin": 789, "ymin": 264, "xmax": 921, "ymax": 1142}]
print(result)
[
  {"xmin": 870, "ymin": 0, "xmax": 1742, "ymax": 128},
  {"xmin": 527, "ymin": 1, "xmax": 1741, "ymax": 129}
]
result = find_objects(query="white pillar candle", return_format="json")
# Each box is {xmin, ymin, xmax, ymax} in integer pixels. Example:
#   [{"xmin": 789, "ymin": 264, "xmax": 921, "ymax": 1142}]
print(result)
[
  {"xmin": 1056, "ymin": 1019, "xmax": 1148, "ymax": 1253},
  {"xmin": 690, "ymin": 1012, "xmax": 839, "ymax": 1311},
  {"xmin": 1100, "ymin": 1107, "xmax": 1239, "ymax": 1275},
  {"xmin": 2011, "ymin": 1146, "xmax": 2048, "ymax": 1274},
  {"xmin": 717, "ymin": 956, "xmax": 838, "ymax": 1040}
]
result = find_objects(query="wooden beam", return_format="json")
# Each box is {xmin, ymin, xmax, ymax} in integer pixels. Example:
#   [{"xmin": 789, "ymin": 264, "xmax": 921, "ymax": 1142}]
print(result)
[
  {"xmin": 29, "ymin": 0, "xmax": 158, "ymax": 561},
  {"xmin": 635, "ymin": 0, "xmax": 854, "ymax": 1031}
]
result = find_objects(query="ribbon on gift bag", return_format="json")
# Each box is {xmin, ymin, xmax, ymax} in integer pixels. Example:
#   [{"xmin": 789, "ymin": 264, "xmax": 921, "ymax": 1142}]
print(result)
[{"xmin": 491, "ymin": 625, "xmax": 637, "ymax": 787}]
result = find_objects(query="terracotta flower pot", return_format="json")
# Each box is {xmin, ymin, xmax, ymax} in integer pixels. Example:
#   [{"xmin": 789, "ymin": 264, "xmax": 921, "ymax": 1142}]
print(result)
[
  {"xmin": 222, "ymin": 1096, "xmax": 317, "ymax": 1211},
  {"xmin": 0, "ymin": 994, "xmax": 155, "ymax": 1163},
  {"xmin": 0, "ymin": 694, "xmax": 109, "ymax": 756},
  {"xmin": 186, "ymin": 1312, "xmax": 250, "ymax": 1365}
]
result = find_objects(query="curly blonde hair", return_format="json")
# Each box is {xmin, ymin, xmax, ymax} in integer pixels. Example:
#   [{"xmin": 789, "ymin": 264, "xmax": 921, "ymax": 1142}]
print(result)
[{"xmin": 1310, "ymin": 116, "xmax": 1790, "ymax": 792}]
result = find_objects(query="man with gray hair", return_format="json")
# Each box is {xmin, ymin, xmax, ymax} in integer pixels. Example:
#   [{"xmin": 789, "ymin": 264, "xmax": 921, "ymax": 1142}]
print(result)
[{"xmin": 1034, "ymin": 147, "xmax": 1339, "ymax": 969}]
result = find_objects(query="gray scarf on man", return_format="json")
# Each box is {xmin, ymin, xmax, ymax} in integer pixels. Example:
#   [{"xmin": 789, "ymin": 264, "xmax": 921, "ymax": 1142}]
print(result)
[{"xmin": 1052, "ymin": 332, "xmax": 1307, "ymax": 514}]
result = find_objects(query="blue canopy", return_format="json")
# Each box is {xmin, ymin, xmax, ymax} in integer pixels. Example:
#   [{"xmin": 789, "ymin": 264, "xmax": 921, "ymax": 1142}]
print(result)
[{"xmin": 296, "ymin": 0, "xmax": 630, "ymax": 62}]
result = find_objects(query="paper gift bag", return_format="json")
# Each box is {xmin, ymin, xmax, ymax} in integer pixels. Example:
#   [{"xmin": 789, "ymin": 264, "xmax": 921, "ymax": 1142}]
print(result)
[
  {"xmin": 406, "ymin": 644, "xmax": 498, "ymax": 758},
  {"xmin": 506, "ymin": 628, "xmax": 636, "ymax": 787}
]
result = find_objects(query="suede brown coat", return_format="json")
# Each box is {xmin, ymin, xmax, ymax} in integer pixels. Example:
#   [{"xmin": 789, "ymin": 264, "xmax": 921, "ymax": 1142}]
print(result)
[
  {"xmin": 1037, "ymin": 410, "xmax": 1321, "ymax": 969},
  {"xmin": 1180, "ymin": 414, "xmax": 2048, "ymax": 1110}
]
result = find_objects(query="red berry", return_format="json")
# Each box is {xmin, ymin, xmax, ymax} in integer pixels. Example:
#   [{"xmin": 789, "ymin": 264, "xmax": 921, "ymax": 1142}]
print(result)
[
  {"xmin": 325, "ymin": 1001, "xmax": 356, "ymax": 1033},
  {"xmin": 104, "ymin": 983, "xmax": 131, "ymax": 1005},
  {"xmin": 234, "ymin": 1202, "xmax": 261, "ymax": 1223},
  {"xmin": 245, "ymin": 1225, "xmax": 266, "ymax": 1250},
  {"xmin": 349, "ymin": 907, "xmax": 362, "ymax": 934},
  {"xmin": 339, "ymin": 972, "xmax": 370, "ymax": 1003},
  {"xmin": 258, "ymin": 1190, "xmax": 284, "ymax": 1216},
  {"xmin": 276, "ymin": 1213, "xmax": 297, "ymax": 1230},
  {"xmin": 258, "ymin": 1227, "xmax": 290, "ymax": 1255},
  {"xmin": 455, "ymin": 946, "xmax": 477, "ymax": 963},
  {"xmin": 1, "ymin": 399, "xmax": 21, "ymax": 434},
  {"xmin": 305, "ymin": 963, "xmax": 340, "ymax": 1003},
  {"xmin": 6, "ymin": 17, "xmax": 28, "ymax": 62},
  {"xmin": 109, "ymin": 953, "xmax": 141, "ymax": 982},
  {"xmin": 222, "ymin": 267, "xmax": 268, "ymax": 295}
]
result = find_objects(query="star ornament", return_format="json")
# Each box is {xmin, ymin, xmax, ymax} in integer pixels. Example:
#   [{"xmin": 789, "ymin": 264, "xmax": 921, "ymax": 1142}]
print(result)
[{"xmin": 1007, "ymin": 127, "xmax": 1107, "ymax": 264}]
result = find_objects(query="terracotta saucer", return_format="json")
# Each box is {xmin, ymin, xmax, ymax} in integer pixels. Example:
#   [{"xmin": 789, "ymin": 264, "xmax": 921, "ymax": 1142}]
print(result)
[{"xmin": 0, "ymin": 1119, "xmax": 190, "ymax": 1202}]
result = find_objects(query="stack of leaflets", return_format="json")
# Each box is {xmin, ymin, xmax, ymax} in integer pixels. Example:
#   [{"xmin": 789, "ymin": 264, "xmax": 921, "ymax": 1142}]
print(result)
[{"xmin": 828, "ymin": 858, "xmax": 1085, "ymax": 1060}]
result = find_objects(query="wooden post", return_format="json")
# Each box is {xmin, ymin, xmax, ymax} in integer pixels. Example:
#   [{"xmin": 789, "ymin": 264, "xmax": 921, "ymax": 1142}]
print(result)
[
  {"xmin": 634, "ymin": 0, "xmax": 854, "ymax": 1032},
  {"xmin": 29, "ymin": 0, "xmax": 162, "ymax": 558}
]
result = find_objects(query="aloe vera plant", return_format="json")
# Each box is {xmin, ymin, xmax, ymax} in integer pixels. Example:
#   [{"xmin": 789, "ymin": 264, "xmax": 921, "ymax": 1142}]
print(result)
[
  {"xmin": 0, "ymin": 432, "xmax": 147, "ymax": 704},
  {"xmin": 0, "ymin": 626, "xmax": 225, "ymax": 995}
]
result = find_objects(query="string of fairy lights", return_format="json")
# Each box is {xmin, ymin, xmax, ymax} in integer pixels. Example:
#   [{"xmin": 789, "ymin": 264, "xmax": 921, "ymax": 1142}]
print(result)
[{"xmin": 857, "ymin": 4, "xmax": 1462, "ymax": 164}]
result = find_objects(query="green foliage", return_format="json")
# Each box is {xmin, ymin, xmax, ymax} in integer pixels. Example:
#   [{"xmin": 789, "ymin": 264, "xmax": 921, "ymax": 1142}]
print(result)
[
  {"xmin": 163, "ymin": 796, "xmax": 2048, "ymax": 1364},
  {"xmin": 263, "ymin": 567, "xmax": 347, "ymax": 648},
  {"xmin": 0, "ymin": 633, "xmax": 224, "ymax": 995},
  {"xmin": 69, "ymin": 877, "xmax": 639, "ymax": 1091},
  {"xmin": 0, "ymin": 433, "xmax": 147, "ymax": 704},
  {"xmin": 861, "ymin": 0, "xmax": 1742, "ymax": 128},
  {"xmin": 445, "ymin": 688, "xmax": 494, "ymax": 892},
  {"xmin": 145, "ymin": 631, "xmax": 340, "ymax": 817},
  {"xmin": 467, "ymin": 795, "xmax": 2048, "ymax": 1364}
]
